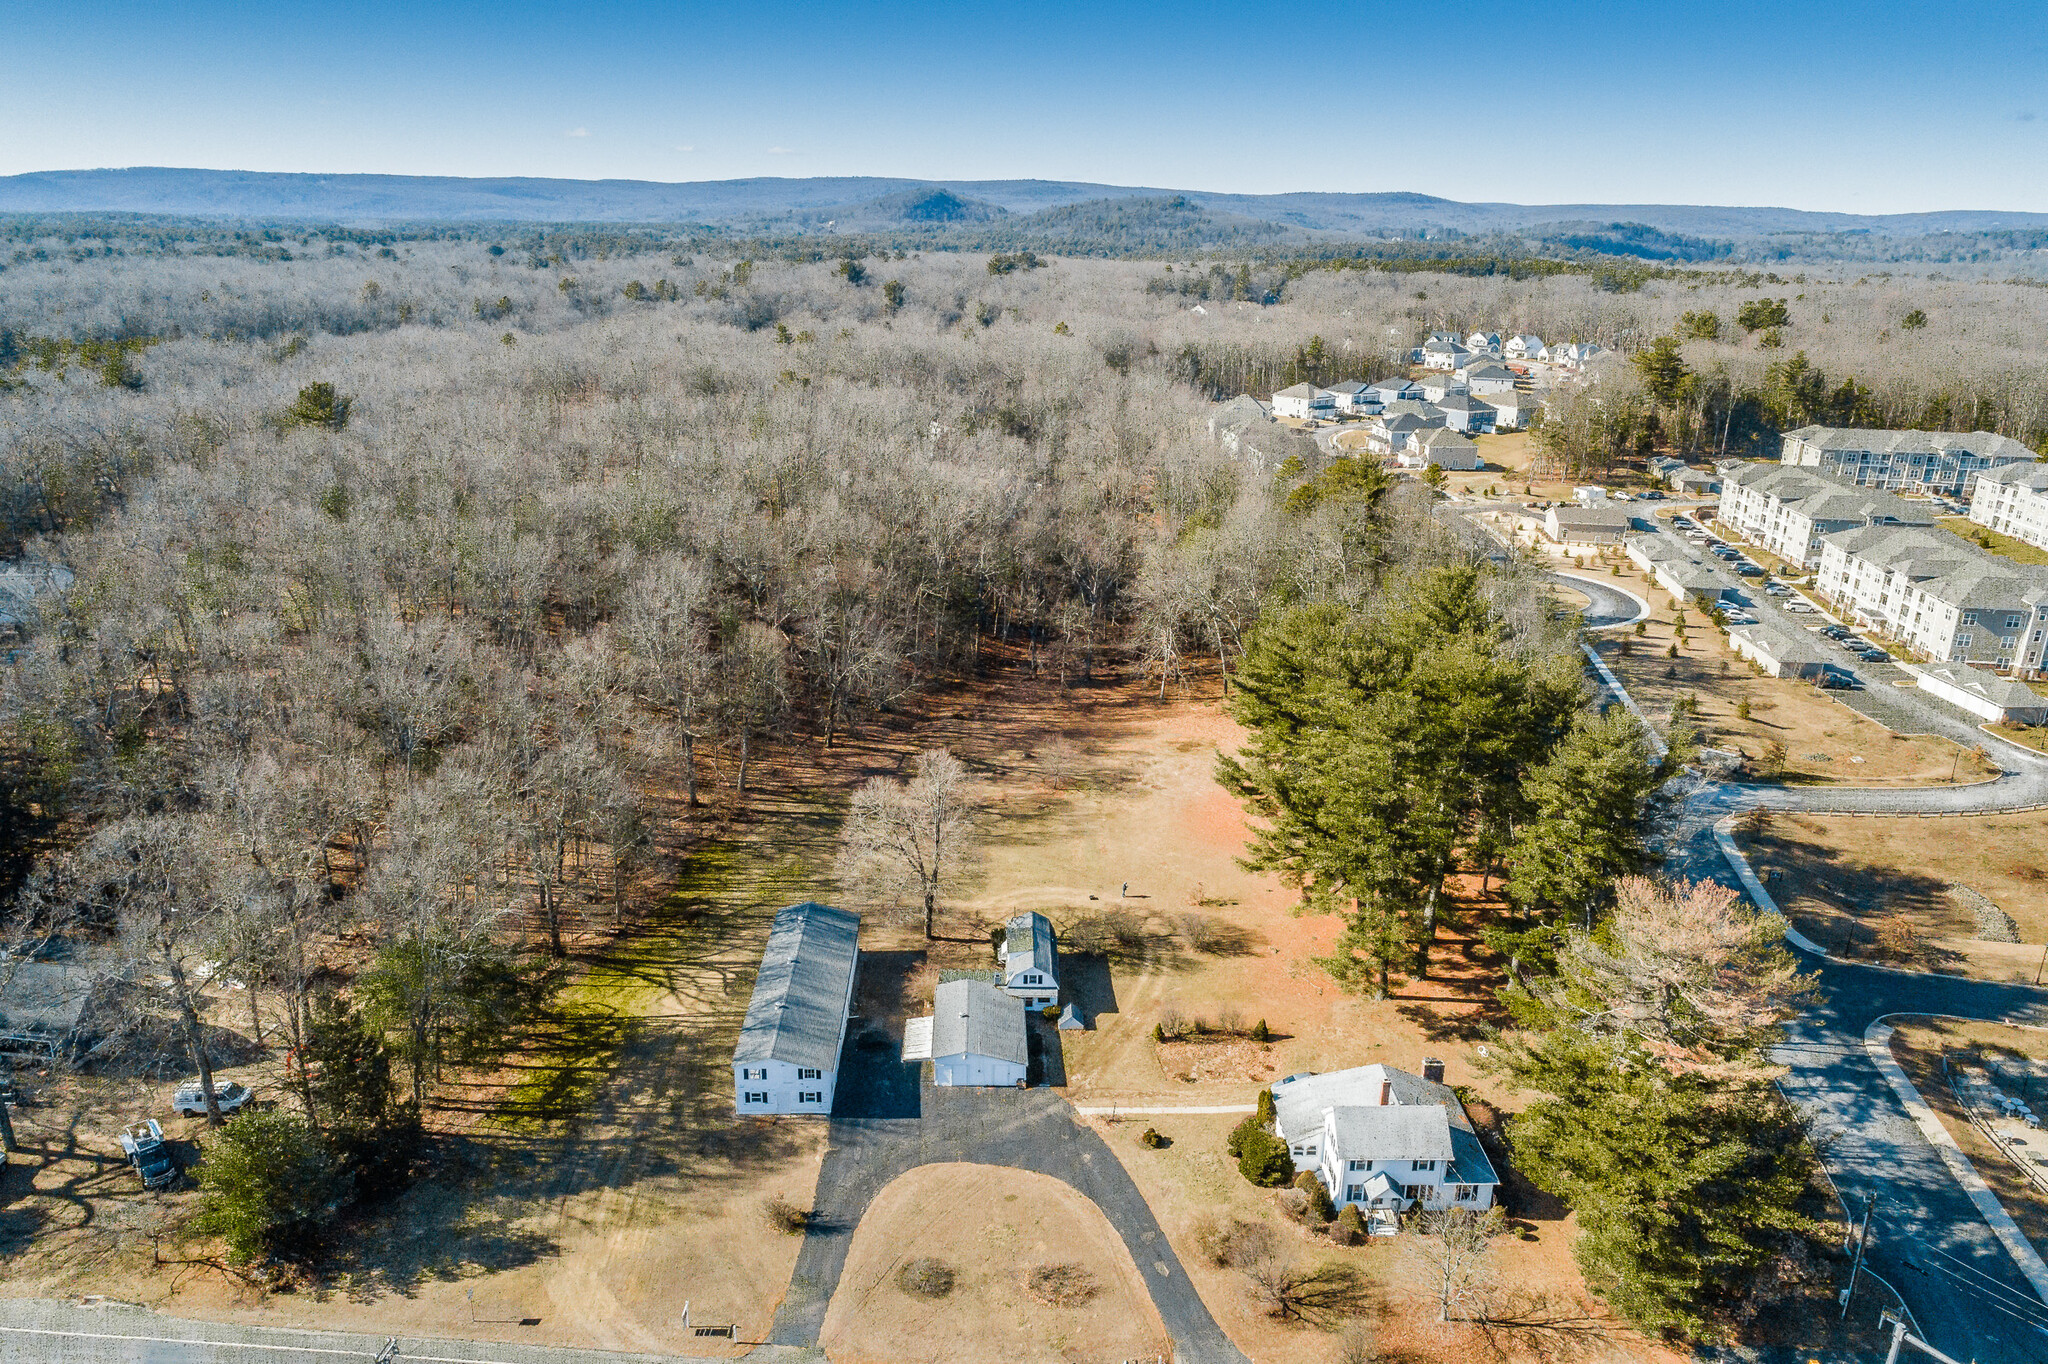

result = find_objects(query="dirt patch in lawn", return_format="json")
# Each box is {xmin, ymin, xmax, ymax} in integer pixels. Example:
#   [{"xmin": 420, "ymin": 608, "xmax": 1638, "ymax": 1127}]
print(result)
[
  {"xmin": 1586, "ymin": 557, "xmax": 1987, "ymax": 787},
  {"xmin": 1889, "ymin": 1019, "xmax": 2048, "ymax": 1259},
  {"xmin": 819, "ymin": 1162, "xmax": 1169, "ymax": 1364},
  {"xmin": 1736, "ymin": 811, "xmax": 2048, "ymax": 978}
]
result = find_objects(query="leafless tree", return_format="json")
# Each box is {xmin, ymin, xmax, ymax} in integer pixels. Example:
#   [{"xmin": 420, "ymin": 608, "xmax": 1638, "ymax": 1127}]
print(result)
[
  {"xmin": 834, "ymin": 748, "xmax": 979, "ymax": 939},
  {"xmin": 1401, "ymin": 1205, "xmax": 1505, "ymax": 1323}
]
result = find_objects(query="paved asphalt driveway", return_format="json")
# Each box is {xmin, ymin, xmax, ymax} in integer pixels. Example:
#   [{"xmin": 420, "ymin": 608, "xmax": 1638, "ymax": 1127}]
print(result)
[{"xmin": 765, "ymin": 1034, "xmax": 1247, "ymax": 1364}]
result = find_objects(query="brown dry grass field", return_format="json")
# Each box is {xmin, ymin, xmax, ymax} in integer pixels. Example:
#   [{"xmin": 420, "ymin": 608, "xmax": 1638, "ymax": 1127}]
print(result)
[
  {"xmin": 1889, "ymin": 1020, "xmax": 2048, "ymax": 1257},
  {"xmin": 819, "ymin": 1163, "xmax": 1170, "ymax": 1364},
  {"xmin": 1939, "ymin": 516, "xmax": 2048, "ymax": 567},
  {"xmin": 1736, "ymin": 812, "xmax": 2048, "ymax": 978},
  {"xmin": 1586, "ymin": 557, "xmax": 1989, "ymax": 787}
]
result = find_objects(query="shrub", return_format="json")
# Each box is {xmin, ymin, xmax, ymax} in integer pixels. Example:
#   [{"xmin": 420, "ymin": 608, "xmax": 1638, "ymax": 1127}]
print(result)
[
  {"xmin": 895, "ymin": 1257, "xmax": 956, "ymax": 1298},
  {"xmin": 763, "ymin": 1195, "xmax": 810, "ymax": 1235},
  {"xmin": 1027, "ymin": 1262, "xmax": 1099, "ymax": 1307},
  {"xmin": 1141, "ymin": 1127, "xmax": 1168, "ymax": 1149},
  {"xmin": 1152, "ymin": 1022, "xmax": 1167, "ymax": 1043},
  {"xmin": 1251, "ymin": 1018, "xmax": 1271, "ymax": 1043},
  {"xmin": 1336, "ymin": 1204, "xmax": 1368, "ymax": 1241},
  {"xmin": 1237, "ymin": 1127, "xmax": 1295, "ymax": 1187},
  {"xmin": 1194, "ymin": 1215, "xmax": 1278, "ymax": 1269},
  {"xmin": 1294, "ymin": 1170, "xmax": 1336, "ymax": 1222},
  {"xmin": 1256, "ymin": 1087, "xmax": 1276, "ymax": 1122},
  {"xmin": 1227, "ymin": 1113, "xmax": 1262, "ymax": 1158},
  {"xmin": 286, "ymin": 381, "xmax": 350, "ymax": 430},
  {"xmin": 1041, "ymin": 1004, "xmax": 1060, "ymax": 1021},
  {"xmin": 191, "ymin": 1111, "xmax": 350, "ymax": 1262}
]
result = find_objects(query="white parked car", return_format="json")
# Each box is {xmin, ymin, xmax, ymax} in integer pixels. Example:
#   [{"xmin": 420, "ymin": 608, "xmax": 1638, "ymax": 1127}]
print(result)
[{"xmin": 173, "ymin": 1081, "xmax": 253, "ymax": 1117}]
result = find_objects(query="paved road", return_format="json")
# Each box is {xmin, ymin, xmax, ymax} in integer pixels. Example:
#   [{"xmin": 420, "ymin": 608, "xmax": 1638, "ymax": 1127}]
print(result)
[
  {"xmin": 0, "ymin": 1299, "xmax": 681, "ymax": 1364},
  {"xmin": 764, "ymin": 1064, "xmax": 1246, "ymax": 1364}
]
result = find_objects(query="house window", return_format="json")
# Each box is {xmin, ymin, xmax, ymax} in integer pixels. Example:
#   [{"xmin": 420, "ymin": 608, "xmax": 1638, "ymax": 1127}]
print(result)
[
  {"xmin": 1413, "ymin": 1160, "xmax": 1437, "ymax": 1172},
  {"xmin": 1958, "ymin": 633, "xmax": 1974, "ymax": 648},
  {"xmin": 1456, "ymin": 1185, "xmax": 1477, "ymax": 1200},
  {"xmin": 1348, "ymin": 1159, "xmax": 1371, "ymax": 1171},
  {"xmin": 741, "ymin": 1068, "xmax": 766, "ymax": 1081},
  {"xmin": 1023, "ymin": 974, "xmax": 1042, "ymax": 985},
  {"xmin": 799, "ymin": 1091, "xmax": 823, "ymax": 1104},
  {"xmin": 1963, "ymin": 611, "xmax": 1979, "ymax": 626},
  {"xmin": 798, "ymin": 1068, "xmax": 822, "ymax": 1080},
  {"xmin": 1403, "ymin": 1185, "xmax": 1429, "ymax": 1201},
  {"xmin": 744, "ymin": 1092, "xmax": 768, "ymax": 1104},
  {"xmin": 1346, "ymin": 1185, "xmax": 1365, "ymax": 1202}
]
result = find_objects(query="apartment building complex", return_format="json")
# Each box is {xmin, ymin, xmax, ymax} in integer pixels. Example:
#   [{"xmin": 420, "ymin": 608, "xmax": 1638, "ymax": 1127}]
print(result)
[
  {"xmin": 1815, "ymin": 524, "xmax": 2048, "ymax": 672},
  {"xmin": 1719, "ymin": 463, "xmax": 1934, "ymax": 568},
  {"xmin": 1969, "ymin": 461, "xmax": 2048, "ymax": 553},
  {"xmin": 1780, "ymin": 425, "xmax": 2034, "ymax": 497}
]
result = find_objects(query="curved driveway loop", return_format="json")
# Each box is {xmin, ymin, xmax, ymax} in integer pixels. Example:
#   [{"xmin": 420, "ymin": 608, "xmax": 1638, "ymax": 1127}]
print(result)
[{"xmin": 764, "ymin": 1082, "xmax": 1249, "ymax": 1364}]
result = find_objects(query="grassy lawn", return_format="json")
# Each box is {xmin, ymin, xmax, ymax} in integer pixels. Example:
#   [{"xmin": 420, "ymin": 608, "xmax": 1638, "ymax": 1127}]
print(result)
[
  {"xmin": 1586, "ymin": 558, "xmax": 1987, "ymax": 787},
  {"xmin": 820, "ymin": 1162, "xmax": 1169, "ymax": 1364},
  {"xmin": 1736, "ymin": 812, "xmax": 2048, "ymax": 978},
  {"xmin": 1889, "ymin": 1020, "xmax": 2048, "ymax": 1260},
  {"xmin": 1940, "ymin": 516, "xmax": 2048, "ymax": 567}
]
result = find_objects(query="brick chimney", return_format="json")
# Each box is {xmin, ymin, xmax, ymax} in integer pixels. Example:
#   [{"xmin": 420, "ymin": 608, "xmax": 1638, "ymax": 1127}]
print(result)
[
  {"xmin": 1378, "ymin": 1078, "xmax": 1392, "ymax": 1105},
  {"xmin": 1421, "ymin": 1057, "xmax": 1446, "ymax": 1085}
]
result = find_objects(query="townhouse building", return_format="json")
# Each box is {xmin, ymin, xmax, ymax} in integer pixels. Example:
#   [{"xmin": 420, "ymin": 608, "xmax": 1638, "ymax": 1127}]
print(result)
[
  {"xmin": 1780, "ymin": 425, "xmax": 2034, "ymax": 498},
  {"xmin": 1719, "ymin": 463, "xmax": 1934, "ymax": 568},
  {"xmin": 1969, "ymin": 461, "xmax": 2048, "ymax": 553},
  {"xmin": 1815, "ymin": 524, "xmax": 2048, "ymax": 673}
]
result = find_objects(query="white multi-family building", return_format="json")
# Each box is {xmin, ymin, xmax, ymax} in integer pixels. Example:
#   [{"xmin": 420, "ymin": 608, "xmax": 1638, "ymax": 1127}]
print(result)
[
  {"xmin": 1464, "ymin": 331, "xmax": 1502, "ymax": 356},
  {"xmin": 1780, "ymin": 426, "xmax": 2035, "ymax": 498},
  {"xmin": 1418, "ymin": 374, "xmax": 1469, "ymax": 403},
  {"xmin": 1272, "ymin": 1062, "xmax": 1498, "ymax": 1221},
  {"xmin": 1969, "ymin": 462, "xmax": 2048, "ymax": 553},
  {"xmin": 1719, "ymin": 463, "xmax": 1934, "ymax": 568},
  {"xmin": 732, "ymin": 902, "xmax": 860, "ymax": 1116},
  {"xmin": 1815, "ymin": 523, "xmax": 2048, "ymax": 672}
]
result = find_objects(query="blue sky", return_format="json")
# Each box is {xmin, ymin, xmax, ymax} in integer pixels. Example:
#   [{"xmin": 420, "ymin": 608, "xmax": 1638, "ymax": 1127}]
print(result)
[{"xmin": 3, "ymin": 0, "xmax": 2045, "ymax": 212}]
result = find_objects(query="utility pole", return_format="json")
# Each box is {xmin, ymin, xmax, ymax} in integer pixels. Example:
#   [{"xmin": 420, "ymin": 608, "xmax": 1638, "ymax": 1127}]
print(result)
[
  {"xmin": 1841, "ymin": 1193, "xmax": 1874, "ymax": 1320},
  {"xmin": 1878, "ymin": 1311, "xmax": 1967, "ymax": 1364}
]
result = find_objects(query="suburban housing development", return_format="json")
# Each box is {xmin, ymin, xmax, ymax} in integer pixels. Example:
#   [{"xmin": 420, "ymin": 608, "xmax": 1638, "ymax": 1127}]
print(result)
[
  {"xmin": 1718, "ymin": 463, "xmax": 1936, "ymax": 568},
  {"xmin": 1814, "ymin": 523, "xmax": 2048, "ymax": 672},
  {"xmin": 1969, "ymin": 460, "xmax": 2048, "ymax": 553}
]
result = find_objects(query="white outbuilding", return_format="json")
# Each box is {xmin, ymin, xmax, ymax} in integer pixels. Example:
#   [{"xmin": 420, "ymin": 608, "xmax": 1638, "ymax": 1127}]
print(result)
[
  {"xmin": 732, "ymin": 902, "xmax": 861, "ymax": 1116},
  {"xmin": 922, "ymin": 979, "xmax": 1029, "ymax": 1087}
]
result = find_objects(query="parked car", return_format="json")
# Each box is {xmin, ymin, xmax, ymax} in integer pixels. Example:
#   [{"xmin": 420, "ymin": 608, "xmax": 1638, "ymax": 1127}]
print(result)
[
  {"xmin": 1858, "ymin": 648, "xmax": 1890, "ymax": 662},
  {"xmin": 1736, "ymin": 564, "xmax": 1764, "ymax": 577},
  {"xmin": 173, "ymin": 1080, "xmax": 253, "ymax": 1117},
  {"xmin": 119, "ymin": 1119, "xmax": 178, "ymax": 1190},
  {"xmin": 1786, "ymin": 602, "xmax": 1816, "ymax": 613},
  {"xmin": 1821, "ymin": 626, "xmax": 1851, "ymax": 639},
  {"xmin": 1817, "ymin": 674, "xmax": 1860, "ymax": 690},
  {"xmin": 1725, "ymin": 612, "xmax": 1757, "ymax": 625},
  {"xmin": 1640, "ymin": 490, "xmax": 1664, "ymax": 500},
  {"xmin": 1765, "ymin": 583, "xmax": 1792, "ymax": 595}
]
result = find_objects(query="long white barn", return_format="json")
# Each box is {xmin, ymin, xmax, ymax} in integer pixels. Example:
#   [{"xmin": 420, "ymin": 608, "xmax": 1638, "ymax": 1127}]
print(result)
[{"xmin": 732, "ymin": 902, "xmax": 860, "ymax": 1116}]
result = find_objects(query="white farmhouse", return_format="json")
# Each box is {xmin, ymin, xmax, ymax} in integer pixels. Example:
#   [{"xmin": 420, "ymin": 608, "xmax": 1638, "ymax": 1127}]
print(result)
[
  {"xmin": 999, "ymin": 911, "xmax": 1058, "ymax": 1005},
  {"xmin": 1464, "ymin": 331, "xmax": 1502, "ymax": 355},
  {"xmin": 1272, "ymin": 1062, "xmax": 1498, "ymax": 1221},
  {"xmin": 1367, "ymin": 377, "xmax": 1420, "ymax": 406},
  {"xmin": 1400, "ymin": 428, "xmax": 1482, "ymax": 470},
  {"xmin": 1418, "ymin": 374, "xmax": 1469, "ymax": 403},
  {"xmin": 919, "ymin": 978, "xmax": 1028, "ymax": 1087},
  {"xmin": 1432, "ymin": 393, "xmax": 1496, "ymax": 436},
  {"xmin": 1460, "ymin": 362, "xmax": 1519, "ymax": 397},
  {"xmin": 732, "ymin": 902, "xmax": 861, "ymax": 1116},
  {"xmin": 1420, "ymin": 340, "xmax": 1472, "ymax": 371},
  {"xmin": 1502, "ymin": 334, "xmax": 1546, "ymax": 360}
]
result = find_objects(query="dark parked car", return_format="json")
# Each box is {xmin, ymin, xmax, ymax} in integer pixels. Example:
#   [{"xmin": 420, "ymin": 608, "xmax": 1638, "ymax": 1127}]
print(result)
[
  {"xmin": 1821, "ymin": 626, "xmax": 1851, "ymax": 639},
  {"xmin": 1858, "ymin": 648, "xmax": 1890, "ymax": 662}
]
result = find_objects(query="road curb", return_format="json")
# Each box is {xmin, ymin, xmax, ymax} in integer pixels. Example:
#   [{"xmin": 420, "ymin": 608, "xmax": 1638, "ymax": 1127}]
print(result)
[{"xmin": 1865, "ymin": 1018, "xmax": 2048, "ymax": 1306}]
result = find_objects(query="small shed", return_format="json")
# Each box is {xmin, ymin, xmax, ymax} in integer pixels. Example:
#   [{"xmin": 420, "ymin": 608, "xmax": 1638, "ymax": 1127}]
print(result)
[
  {"xmin": 926, "ymin": 979, "xmax": 1028, "ymax": 1087},
  {"xmin": 1057, "ymin": 1002, "xmax": 1086, "ymax": 1031}
]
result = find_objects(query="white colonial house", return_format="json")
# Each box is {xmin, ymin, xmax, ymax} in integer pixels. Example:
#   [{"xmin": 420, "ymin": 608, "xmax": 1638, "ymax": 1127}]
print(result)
[
  {"xmin": 1418, "ymin": 374, "xmax": 1469, "ymax": 403},
  {"xmin": 1502, "ymin": 334, "xmax": 1546, "ymax": 360},
  {"xmin": 1547, "ymin": 342, "xmax": 1606, "ymax": 372},
  {"xmin": 1719, "ymin": 463, "xmax": 1934, "ymax": 569},
  {"xmin": 1272, "ymin": 1062, "xmax": 1498, "ymax": 1222},
  {"xmin": 907, "ymin": 978, "xmax": 1028, "ymax": 1087},
  {"xmin": 999, "ymin": 911, "xmax": 1058, "ymax": 1005},
  {"xmin": 1781, "ymin": 425, "xmax": 2035, "ymax": 499},
  {"xmin": 732, "ymin": 902, "xmax": 861, "ymax": 1116},
  {"xmin": 1464, "ymin": 331, "xmax": 1502, "ymax": 355},
  {"xmin": 1420, "ymin": 339, "xmax": 1472, "ymax": 371},
  {"xmin": 1270, "ymin": 383, "xmax": 1335, "ymax": 421},
  {"xmin": 1321, "ymin": 380, "xmax": 1377, "ymax": 416},
  {"xmin": 1970, "ymin": 462, "xmax": 2048, "ymax": 554},
  {"xmin": 1367, "ymin": 377, "xmax": 1421, "ymax": 406},
  {"xmin": 1486, "ymin": 391, "xmax": 1538, "ymax": 430},
  {"xmin": 1816, "ymin": 523, "xmax": 2048, "ymax": 673}
]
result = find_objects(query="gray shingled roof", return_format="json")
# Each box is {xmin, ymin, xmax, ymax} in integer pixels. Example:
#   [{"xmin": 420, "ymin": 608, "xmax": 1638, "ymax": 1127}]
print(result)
[
  {"xmin": 0, "ymin": 959, "xmax": 93, "ymax": 1036},
  {"xmin": 1787, "ymin": 425, "xmax": 2034, "ymax": 463},
  {"xmin": 1328, "ymin": 1104, "xmax": 1454, "ymax": 1160},
  {"xmin": 1004, "ymin": 912, "xmax": 1056, "ymax": 979},
  {"xmin": 1273, "ymin": 1064, "xmax": 1459, "ymax": 1138},
  {"xmin": 1274, "ymin": 382, "xmax": 1320, "ymax": 399},
  {"xmin": 1434, "ymin": 394, "xmax": 1495, "ymax": 414},
  {"xmin": 1729, "ymin": 624, "xmax": 1829, "ymax": 667},
  {"xmin": 931, "ymin": 978, "xmax": 1027, "ymax": 1065},
  {"xmin": 1728, "ymin": 463, "xmax": 1934, "ymax": 528},
  {"xmin": 1463, "ymin": 363, "xmax": 1515, "ymax": 381},
  {"xmin": 1974, "ymin": 461, "xmax": 2048, "ymax": 493},
  {"xmin": 1825, "ymin": 523, "xmax": 2048, "ymax": 608},
  {"xmin": 733, "ymin": 902, "xmax": 860, "ymax": 1069},
  {"xmin": 1920, "ymin": 664, "xmax": 2044, "ymax": 710}
]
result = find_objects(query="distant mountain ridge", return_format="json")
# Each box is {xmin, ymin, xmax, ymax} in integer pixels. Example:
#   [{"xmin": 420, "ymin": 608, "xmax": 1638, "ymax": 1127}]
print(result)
[{"xmin": 5, "ymin": 167, "xmax": 2047, "ymax": 241}]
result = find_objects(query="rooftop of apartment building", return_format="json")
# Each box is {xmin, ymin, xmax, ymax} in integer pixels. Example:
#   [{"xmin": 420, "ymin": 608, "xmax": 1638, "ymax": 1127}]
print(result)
[
  {"xmin": 1822, "ymin": 523, "xmax": 2048, "ymax": 610},
  {"xmin": 1725, "ymin": 462, "xmax": 1937, "ymax": 526},
  {"xmin": 1783, "ymin": 425, "xmax": 2034, "ymax": 462}
]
